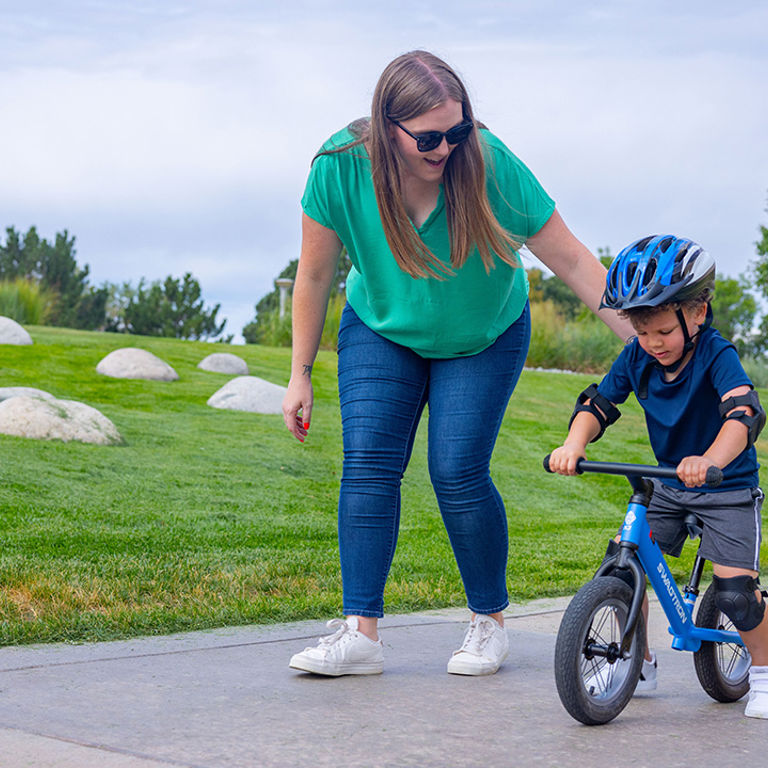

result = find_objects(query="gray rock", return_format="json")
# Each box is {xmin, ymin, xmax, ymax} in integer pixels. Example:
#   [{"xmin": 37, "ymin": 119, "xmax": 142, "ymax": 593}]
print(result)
[
  {"xmin": 96, "ymin": 348, "xmax": 179, "ymax": 381},
  {"xmin": 0, "ymin": 387, "xmax": 55, "ymax": 402},
  {"xmin": 0, "ymin": 316, "xmax": 33, "ymax": 345},
  {"xmin": 0, "ymin": 395, "xmax": 123, "ymax": 445},
  {"xmin": 197, "ymin": 353, "xmax": 249, "ymax": 375},
  {"xmin": 207, "ymin": 375, "xmax": 286, "ymax": 415}
]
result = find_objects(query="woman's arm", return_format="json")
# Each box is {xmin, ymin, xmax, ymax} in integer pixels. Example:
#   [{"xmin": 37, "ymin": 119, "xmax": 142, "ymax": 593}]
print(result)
[
  {"xmin": 282, "ymin": 213, "xmax": 343, "ymax": 442},
  {"xmin": 525, "ymin": 209, "xmax": 635, "ymax": 342}
]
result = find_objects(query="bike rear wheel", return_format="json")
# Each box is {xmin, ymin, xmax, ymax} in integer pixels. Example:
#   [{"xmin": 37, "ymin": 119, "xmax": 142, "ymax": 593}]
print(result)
[
  {"xmin": 693, "ymin": 581, "xmax": 751, "ymax": 702},
  {"xmin": 555, "ymin": 576, "xmax": 646, "ymax": 725}
]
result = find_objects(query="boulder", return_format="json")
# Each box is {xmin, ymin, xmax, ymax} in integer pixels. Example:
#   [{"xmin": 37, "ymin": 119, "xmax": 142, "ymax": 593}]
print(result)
[
  {"xmin": 96, "ymin": 348, "xmax": 178, "ymax": 381},
  {"xmin": 0, "ymin": 316, "xmax": 33, "ymax": 345},
  {"xmin": 0, "ymin": 395, "xmax": 122, "ymax": 445},
  {"xmin": 0, "ymin": 387, "xmax": 55, "ymax": 402},
  {"xmin": 197, "ymin": 352, "xmax": 249, "ymax": 375},
  {"xmin": 207, "ymin": 375, "xmax": 286, "ymax": 415}
]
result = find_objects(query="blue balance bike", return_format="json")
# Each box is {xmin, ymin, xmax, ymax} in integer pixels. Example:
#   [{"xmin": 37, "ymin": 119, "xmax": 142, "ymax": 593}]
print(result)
[{"xmin": 544, "ymin": 457, "xmax": 750, "ymax": 725}]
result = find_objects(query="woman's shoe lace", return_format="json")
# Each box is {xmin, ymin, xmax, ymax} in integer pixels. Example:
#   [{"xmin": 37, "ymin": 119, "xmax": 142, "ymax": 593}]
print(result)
[
  {"xmin": 459, "ymin": 618, "xmax": 494, "ymax": 656},
  {"xmin": 317, "ymin": 619, "xmax": 353, "ymax": 654}
]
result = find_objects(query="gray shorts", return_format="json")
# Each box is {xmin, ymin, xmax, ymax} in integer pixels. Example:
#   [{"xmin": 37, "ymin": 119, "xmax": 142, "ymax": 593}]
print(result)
[{"xmin": 646, "ymin": 481, "xmax": 764, "ymax": 571}]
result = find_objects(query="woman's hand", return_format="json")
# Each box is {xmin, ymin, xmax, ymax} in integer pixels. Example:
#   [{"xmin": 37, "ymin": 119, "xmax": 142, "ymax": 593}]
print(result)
[
  {"xmin": 283, "ymin": 213, "xmax": 343, "ymax": 444},
  {"xmin": 283, "ymin": 374, "xmax": 313, "ymax": 443}
]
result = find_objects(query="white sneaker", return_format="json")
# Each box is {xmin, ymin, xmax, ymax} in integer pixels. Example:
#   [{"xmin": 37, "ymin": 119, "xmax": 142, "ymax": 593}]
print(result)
[
  {"xmin": 288, "ymin": 617, "xmax": 384, "ymax": 676},
  {"xmin": 745, "ymin": 666, "xmax": 768, "ymax": 718},
  {"xmin": 635, "ymin": 651, "xmax": 658, "ymax": 692},
  {"xmin": 447, "ymin": 615, "xmax": 509, "ymax": 676}
]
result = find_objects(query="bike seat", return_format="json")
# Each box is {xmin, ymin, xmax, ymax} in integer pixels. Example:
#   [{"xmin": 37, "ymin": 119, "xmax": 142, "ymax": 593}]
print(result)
[{"xmin": 684, "ymin": 513, "xmax": 703, "ymax": 540}]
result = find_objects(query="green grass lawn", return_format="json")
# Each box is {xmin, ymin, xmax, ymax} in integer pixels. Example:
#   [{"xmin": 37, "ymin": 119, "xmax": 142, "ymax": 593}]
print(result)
[{"xmin": 1, "ymin": 326, "xmax": 766, "ymax": 645}]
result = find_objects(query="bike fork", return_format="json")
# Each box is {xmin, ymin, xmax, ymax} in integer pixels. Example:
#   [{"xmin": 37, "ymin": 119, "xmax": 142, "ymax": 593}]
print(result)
[{"xmin": 593, "ymin": 541, "xmax": 646, "ymax": 658}]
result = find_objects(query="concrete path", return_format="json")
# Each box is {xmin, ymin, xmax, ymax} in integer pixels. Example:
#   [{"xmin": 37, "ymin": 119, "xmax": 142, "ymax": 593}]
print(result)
[{"xmin": 0, "ymin": 596, "xmax": 763, "ymax": 768}]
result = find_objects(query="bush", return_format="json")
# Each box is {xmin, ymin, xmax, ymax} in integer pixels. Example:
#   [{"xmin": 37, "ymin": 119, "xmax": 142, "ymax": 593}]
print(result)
[
  {"xmin": 254, "ymin": 296, "xmax": 623, "ymax": 372},
  {"xmin": 250, "ymin": 292, "xmax": 346, "ymax": 350},
  {"xmin": 527, "ymin": 301, "xmax": 622, "ymax": 373},
  {"xmin": 741, "ymin": 356, "xmax": 768, "ymax": 389},
  {"xmin": 252, "ymin": 301, "xmax": 293, "ymax": 347},
  {"xmin": 0, "ymin": 278, "xmax": 53, "ymax": 325},
  {"xmin": 319, "ymin": 293, "xmax": 345, "ymax": 350}
]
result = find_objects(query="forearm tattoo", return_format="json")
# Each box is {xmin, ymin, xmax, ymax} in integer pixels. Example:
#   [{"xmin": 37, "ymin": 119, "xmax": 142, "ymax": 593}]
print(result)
[{"xmin": 302, "ymin": 364, "xmax": 312, "ymax": 377}]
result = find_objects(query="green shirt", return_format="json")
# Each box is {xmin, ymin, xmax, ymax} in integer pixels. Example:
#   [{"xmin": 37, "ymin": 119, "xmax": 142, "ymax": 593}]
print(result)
[{"xmin": 301, "ymin": 126, "xmax": 555, "ymax": 358}]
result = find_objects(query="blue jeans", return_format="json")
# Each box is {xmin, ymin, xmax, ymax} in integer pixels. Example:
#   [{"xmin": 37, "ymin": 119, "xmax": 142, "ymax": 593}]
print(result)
[{"xmin": 336, "ymin": 302, "xmax": 531, "ymax": 617}]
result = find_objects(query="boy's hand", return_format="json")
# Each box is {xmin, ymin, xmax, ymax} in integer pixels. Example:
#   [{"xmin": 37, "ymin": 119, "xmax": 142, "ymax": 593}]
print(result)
[
  {"xmin": 548, "ymin": 443, "xmax": 587, "ymax": 475},
  {"xmin": 676, "ymin": 455, "xmax": 716, "ymax": 488}
]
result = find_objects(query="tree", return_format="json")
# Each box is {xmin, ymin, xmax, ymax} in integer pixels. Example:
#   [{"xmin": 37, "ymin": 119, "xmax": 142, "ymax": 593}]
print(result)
[
  {"xmin": 527, "ymin": 247, "xmax": 613, "ymax": 321},
  {"xmin": 102, "ymin": 281, "xmax": 138, "ymax": 333},
  {"xmin": 711, "ymin": 274, "xmax": 757, "ymax": 354},
  {"xmin": 243, "ymin": 250, "xmax": 352, "ymax": 344},
  {"xmin": 753, "ymin": 214, "xmax": 768, "ymax": 296},
  {"xmin": 0, "ymin": 226, "xmax": 105, "ymax": 329},
  {"xmin": 749, "ymin": 199, "xmax": 768, "ymax": 355},
  {"xmin": 596, "ymin": 246, "xmax": 614, "ymax": 269},
  {"xmin": 540, "ymin": 274, "xmax": 581, "ymax": 319},
  {"xmin": 0, "ymin": 226, "xmax": 34, "ymax": 276},
  {"xmin": 526, "ymin": 267, "xmax": 544, "ymax": 303},
  {"xmin": 123, "ymin": 273, "xmax": 228, "ymax": 341}
]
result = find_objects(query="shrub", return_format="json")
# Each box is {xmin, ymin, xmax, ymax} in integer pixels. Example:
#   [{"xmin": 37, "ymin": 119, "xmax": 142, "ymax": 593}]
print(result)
[
  {"xmin": 741, "ymin": 356, "xmax": 768, "ymax": 389},
  {"xmin": 252, "ymin": 300, "xmax": 293, "ymax": 347},
  {"xmin": 319, "ymin": 293, "xmax": 346, "ymax": 350},
  {"xmin": 527, "ymin": 301, "xmax": 622, "ymax": 373},
  {"xmin": 253, "ymin": 294, "xmax": 623, "ymax": 372},
  {"xmin": 0, "ymin": 278, "xmax": 53, "ymax": 325},
  {"xmin": 252, "ymin": 292, "xmax": 346, "ymax": 350}
]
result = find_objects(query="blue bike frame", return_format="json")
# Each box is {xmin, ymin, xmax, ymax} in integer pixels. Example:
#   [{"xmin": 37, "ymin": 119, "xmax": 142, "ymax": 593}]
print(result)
[{"xmin": 574, "ymin": 460, "xmax": 744, "ymax": 655}]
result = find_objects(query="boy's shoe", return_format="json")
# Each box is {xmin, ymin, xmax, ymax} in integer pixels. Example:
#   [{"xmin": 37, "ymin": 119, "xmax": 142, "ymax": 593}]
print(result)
[
  {"xmin": 447, "ymin": 615, "xmax": 509, "ymax": 676},
  {"xmin": 635, "ymin": 651, "xmax": 658, "ymax": 692},
  {"xmin": 745, "ymin": 666, "xmax": 768, "ymax": 719},
  {"xmin": 584, "ymin": 651, "xmax": 656, "ymax": 696},
  {"xmin": 288, "ymin": 617, "xmax": 383, "ymax": 676}
]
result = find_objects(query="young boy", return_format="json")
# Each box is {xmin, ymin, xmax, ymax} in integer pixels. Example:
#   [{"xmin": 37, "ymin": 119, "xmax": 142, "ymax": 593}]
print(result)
[{"xmin": 548, "ymin": 234, "xmax": 768, "ymax": 718}]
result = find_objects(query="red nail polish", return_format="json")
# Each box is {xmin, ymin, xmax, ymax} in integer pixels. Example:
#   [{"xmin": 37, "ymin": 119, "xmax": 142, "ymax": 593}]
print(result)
[{"xmin": 303, "ymin": 422, "xmax": 310, "ymax": 429}]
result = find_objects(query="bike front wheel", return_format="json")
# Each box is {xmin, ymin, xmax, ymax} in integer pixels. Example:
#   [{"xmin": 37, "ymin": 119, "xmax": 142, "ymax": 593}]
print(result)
[
  {"xmin": 555, "ymin": 576, "xmax": 646, "ymax": 725},
  {"xmin": 693, "ymin": 581, "xmax": 751, "ymax": 702}
]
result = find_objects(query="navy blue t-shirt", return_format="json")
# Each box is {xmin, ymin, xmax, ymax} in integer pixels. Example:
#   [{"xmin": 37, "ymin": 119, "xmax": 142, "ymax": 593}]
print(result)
[{"xmin": 597, "ymin": 327, "xmax": 759, "ymax": 492}]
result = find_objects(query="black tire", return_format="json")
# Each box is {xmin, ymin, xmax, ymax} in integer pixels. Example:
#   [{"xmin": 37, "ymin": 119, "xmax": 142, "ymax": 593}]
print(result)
[
  {"xmin": 554, "ymin": 576, "xmax": 646, "ymax": 725},
  {"xmin": 693, "ymin": 581, "xmax": 751, "ymax": 702}
]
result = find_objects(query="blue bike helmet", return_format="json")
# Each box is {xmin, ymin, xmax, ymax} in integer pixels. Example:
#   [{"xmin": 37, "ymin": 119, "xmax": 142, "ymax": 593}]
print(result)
[{"xmin": 601, "ymin": 235, "xmax": 715, "ymax": 311}]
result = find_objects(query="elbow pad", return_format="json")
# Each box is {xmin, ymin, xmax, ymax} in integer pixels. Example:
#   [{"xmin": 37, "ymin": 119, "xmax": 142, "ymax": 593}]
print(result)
[
  {"xmin": 569, "ymin": 383, "xmax": 621, "ymax": 442},
  {"xmin": 719, "ymin": 389, "xmax": 766, "ymax": 449}
]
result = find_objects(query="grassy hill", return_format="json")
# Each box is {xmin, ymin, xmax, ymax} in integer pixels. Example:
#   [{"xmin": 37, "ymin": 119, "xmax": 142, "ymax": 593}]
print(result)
[{"xmin": 1, "ymin": 326, "xmax": 765, "ymax": 645}]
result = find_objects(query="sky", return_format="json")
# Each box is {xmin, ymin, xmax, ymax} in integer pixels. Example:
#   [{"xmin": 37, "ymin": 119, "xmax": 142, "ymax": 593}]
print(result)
[{"xmin": 1, "ymin": 1, "xmax": 767, "ymax": 343}]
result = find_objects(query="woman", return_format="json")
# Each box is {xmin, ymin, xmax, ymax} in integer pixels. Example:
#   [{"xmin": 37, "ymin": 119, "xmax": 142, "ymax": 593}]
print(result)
[{"xmin": 283, "ymin": 50, "xmax": 631, "ymax": 677}]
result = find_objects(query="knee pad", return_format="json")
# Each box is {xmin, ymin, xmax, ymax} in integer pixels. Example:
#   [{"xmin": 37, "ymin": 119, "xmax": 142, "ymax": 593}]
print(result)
[{"xmin": 713, "ymin": 574, "xmax": 766, "ymax": 632}]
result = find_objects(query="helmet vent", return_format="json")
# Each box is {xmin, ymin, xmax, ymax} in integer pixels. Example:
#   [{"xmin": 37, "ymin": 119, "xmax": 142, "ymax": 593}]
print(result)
[
  {"xmin": 625, "ymin": 262, "xmax": 637, "ymax": 288},
  {"xmin": 658, "ymin": 236, "xmax": 675, "ymax": 253},
  {"xmin": 642, "ymin": 259, "xmax": 657, "ymax": 288}
]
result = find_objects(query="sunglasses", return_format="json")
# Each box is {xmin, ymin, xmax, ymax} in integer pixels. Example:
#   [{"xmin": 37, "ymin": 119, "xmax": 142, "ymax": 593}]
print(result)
[{"xmin": 388, "ymin": 117, "xmax": 474, "ymax": 152}]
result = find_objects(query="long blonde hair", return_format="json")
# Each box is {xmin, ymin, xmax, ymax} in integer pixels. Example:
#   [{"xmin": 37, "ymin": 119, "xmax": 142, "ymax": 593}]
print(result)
[{"xmin": 319, "ymin": 51, "xmax": 523, "ymax": 279}]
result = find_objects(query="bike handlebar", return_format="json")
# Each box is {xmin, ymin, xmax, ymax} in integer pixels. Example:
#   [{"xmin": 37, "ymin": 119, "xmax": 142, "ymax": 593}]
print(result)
[{"xmin": 542, "ymin": 455, "xmax": 723, "ymax": 488}]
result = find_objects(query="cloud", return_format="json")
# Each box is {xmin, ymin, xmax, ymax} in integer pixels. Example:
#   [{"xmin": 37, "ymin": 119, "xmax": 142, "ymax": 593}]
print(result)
[{"xmin": 1, "ymin": 1, "xmax": 767, "ymax": 344}]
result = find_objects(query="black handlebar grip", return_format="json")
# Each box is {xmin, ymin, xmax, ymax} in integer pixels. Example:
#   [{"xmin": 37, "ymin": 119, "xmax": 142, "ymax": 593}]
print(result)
[
  {"xmin": 705, "ymin": 466, "xmax": 723, "ymax": 488},
  {"xmin": 543, "ymin": 454, "xmax": 552, "ymax": 473}
]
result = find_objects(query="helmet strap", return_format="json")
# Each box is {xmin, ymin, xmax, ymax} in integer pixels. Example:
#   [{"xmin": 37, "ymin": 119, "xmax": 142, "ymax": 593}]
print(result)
[{"xmin": 659, "ymin": 304, "xmax": 712, "ymax": 373}]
